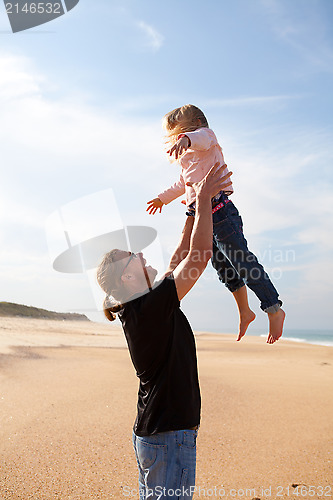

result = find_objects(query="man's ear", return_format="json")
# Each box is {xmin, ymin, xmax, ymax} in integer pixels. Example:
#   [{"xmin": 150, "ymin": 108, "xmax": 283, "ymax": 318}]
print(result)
[{"xmin": 121, "ymin": 273, "xmax": 133, "ymax": 283}]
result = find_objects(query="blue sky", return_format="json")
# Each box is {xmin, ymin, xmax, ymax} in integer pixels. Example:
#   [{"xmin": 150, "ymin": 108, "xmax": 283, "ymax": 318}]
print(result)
[{"xmin": 0, "ymin": 0, "xmax": 332, "ymax": 333}]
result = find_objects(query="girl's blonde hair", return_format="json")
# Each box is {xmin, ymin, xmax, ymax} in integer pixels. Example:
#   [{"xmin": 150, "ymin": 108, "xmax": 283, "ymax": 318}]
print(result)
[
  {"xmin": 163, "ymin": 104, "xmax": 209, "ymax": 145},
  {"xmin": 96, "ymin": 249, "xmax": 129, "ymax": 322}
]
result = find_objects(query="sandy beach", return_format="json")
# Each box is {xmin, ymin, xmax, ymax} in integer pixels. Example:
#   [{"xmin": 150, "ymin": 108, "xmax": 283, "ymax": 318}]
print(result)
[{"xmin": 0, "ymin": 318, "xmax": 332, "ymax": 500}]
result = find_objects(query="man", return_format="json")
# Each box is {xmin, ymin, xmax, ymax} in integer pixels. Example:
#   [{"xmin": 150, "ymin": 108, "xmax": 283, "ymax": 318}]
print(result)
[{"xmin": 97, "ymin": 163, "xmax": 232, "ymax": 499}]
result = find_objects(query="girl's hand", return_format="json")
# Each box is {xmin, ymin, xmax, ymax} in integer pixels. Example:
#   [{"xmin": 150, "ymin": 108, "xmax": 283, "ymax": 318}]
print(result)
[
  {"xmin": 146, "ymin": 197, "xmax": 164, "ymax": 215},
  {"xmin": 167, "ymin": 135, "xmax": 190, "ymax": 160}
]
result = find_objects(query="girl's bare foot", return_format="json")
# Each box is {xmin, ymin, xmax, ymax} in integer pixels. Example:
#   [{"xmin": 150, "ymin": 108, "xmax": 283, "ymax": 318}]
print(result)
[
  {"xmin": 267, "ymin": 308, "xmax": 285, "ymax": 344},
  {"xmin": 237, "ymin": 310, "xmax": 256, "ymax": 341},
  {"xmin": 232, "ymin": 286, "xmax": 256, "ymax": 341}
]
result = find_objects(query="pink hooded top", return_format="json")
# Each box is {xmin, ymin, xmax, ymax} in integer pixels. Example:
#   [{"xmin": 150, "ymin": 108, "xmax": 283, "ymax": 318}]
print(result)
[{"xmin": 158, "ymin": 127, "xmax": 233, "ymax": 207}]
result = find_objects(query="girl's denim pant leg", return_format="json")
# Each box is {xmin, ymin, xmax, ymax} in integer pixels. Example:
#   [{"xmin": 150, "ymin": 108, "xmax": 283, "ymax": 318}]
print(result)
[
  {"xmin": 211, "ymin": 198, "xmax": 282, "ymax": 312},
  {"xmin": 132, "ymin": 429, "xmax": 197, "ymax": 499}
]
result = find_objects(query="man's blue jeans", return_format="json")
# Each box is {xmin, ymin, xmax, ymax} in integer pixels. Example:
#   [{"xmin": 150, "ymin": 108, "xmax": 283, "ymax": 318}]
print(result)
[
  {"xmin": 210, "ymin": 193, "xmax": 282, "ymax": 312},
  {"xmin": 132, "ymin": 429, "xmax": 198, "ymax": 499}
]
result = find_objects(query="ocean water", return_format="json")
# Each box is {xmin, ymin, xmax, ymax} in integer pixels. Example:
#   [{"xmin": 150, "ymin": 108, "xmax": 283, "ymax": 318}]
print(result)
[
  {"xmin": 253, "ymin": 329, "xmax": 333, "ymax": 347},
  {"xmin": 198, "ymin": 326, "xmax": 333, "ymax": 347}
]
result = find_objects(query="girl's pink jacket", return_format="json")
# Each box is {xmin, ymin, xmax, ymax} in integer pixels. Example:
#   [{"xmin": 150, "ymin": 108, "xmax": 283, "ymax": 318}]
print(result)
[{"xmin": 158, "ymin": 127, "xmax": 233, "ymax": 207}]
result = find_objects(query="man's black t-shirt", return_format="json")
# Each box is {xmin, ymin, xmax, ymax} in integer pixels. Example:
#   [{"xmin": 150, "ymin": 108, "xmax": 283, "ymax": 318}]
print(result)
[{"xmin": 118, "ymin": 275, "xmax": 201, "ymax": 436}]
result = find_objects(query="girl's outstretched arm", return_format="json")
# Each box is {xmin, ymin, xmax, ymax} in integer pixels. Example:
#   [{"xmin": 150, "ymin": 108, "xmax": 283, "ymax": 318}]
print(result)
[
  {"xmin": 158, "ymin": 174, "xmax": 186, "ymax": 206},
  {"xmin": 167, "ymin": 128, "xmax": 215, "ymax": 160},
  {"xmin": 167, "ymin": 135, "xmax": 191, "ymax": 160}
]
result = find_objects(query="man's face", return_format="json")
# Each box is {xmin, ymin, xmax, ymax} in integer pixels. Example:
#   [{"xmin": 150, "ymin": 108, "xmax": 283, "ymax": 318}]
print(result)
[{"xmin": 121, "ymin": 252, "xmax": 158, "ymax": 288}]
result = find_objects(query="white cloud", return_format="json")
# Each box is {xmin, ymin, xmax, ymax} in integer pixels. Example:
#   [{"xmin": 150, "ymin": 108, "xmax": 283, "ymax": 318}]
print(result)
[
  {"xmin": 260, "ymin": 0, "xmax": 333, "ymax": 73},
  {"xmin": 0, "ymin": 51, "xmax": 161, "ymax": 306},
  {"xmin": 203, "ymin": 94, "xmax": 303, "ymax": 108},
  {"xmin": 137, "ymin": 21, "xmax": 164, "ymax": 52},
  {"xmin": 228, "ymin": 138, "xmax": 333, "ymax": 240},
  {"xmin": 107, "ymin": 6, "xmax": 164, "ymax": 53},
  {"xmin": 0, "ymin": 55, "xmax": 40, "ymax": 98},
  {"xmin": 0, "ymin": 195, "xmax": 44, "ymax": 229},
  {"xmin": 0, "ymin": 50, "xmax": 164, "ymax": 183}
]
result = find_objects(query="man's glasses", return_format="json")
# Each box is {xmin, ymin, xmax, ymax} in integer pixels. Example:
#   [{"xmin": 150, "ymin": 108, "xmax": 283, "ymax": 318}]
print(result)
[{"xmin": 122, "ymin": 252, "xmax": 138, "ymax": 274}]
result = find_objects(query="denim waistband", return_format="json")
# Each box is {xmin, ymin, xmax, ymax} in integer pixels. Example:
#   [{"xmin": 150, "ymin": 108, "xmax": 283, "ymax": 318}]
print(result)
[
  {"xmin": 186, "ymin": 190, "xmax": 230, "ymax": 216},
  {"xmin": 212, "ymin": 190, "xmax": 229, "ymax": 208}
]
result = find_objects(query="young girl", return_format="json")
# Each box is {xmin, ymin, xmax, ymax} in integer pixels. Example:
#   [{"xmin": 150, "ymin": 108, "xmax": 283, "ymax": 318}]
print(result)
[{"xmin": 147, "ymin": 104, "xmax": 285, "ymax": 344}]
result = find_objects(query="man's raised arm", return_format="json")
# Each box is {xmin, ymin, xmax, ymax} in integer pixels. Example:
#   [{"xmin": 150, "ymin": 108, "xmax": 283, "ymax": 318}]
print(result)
[{"xmin": 172, "ymin": 164, "xmax": 232, "ymax": 301}]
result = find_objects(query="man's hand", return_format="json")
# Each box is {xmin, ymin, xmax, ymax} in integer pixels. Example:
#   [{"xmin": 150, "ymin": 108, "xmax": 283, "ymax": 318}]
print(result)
[
  {"xmin": 187, "ymin": 163, "xmax": 233, "ymax": 199},
  {"xmin": 146, "ymin": 197, "xmax": 164, "ymax": 215},
  {"xmin": 167, "ymin": 135, "xmax": 190, "ymax": 160}
]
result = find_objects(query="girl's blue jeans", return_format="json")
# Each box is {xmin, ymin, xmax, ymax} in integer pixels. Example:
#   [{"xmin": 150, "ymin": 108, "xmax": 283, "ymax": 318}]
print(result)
[
  {"xmin": 187, "ymin": 193, "xmax": 282, "ymax": 313},
  {"xmin": 132, "ymin": 428, "xmax": 197, "ymax": 499}
]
